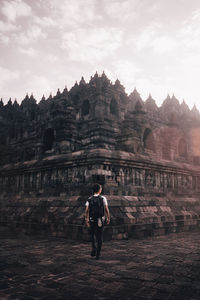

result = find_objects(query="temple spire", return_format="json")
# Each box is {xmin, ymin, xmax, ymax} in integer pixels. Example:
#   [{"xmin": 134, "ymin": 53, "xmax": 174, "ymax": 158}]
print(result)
[
  {"xmin": 56, "ymin": 88, "xmax": 61, "ymax": 96},
  {"xmin": 79, "ymin": 76, "xmax": 86, "ymax": 85},
  {"xmin": 94, "ymin": 71, "xmax": 98, "ymax": 78},
  {"xmin": 62, "ymin": 86, "xmax": 68, "ymax": 96},
  {"xmin": 30, "ymin": 93, "xmax": 34, "ymax": 100},
  {"xmin": 180, "ymin": 99, "xmax": 190, "ymax": 115},
  {"xmin": 129, "ymin": 87, "xmax": 142, "ymax": 101},
  {"xmin": 114, "ymin": 79, "xmax": 125, "ymax": 91},
  {"xmin": 145, "ymin": 94, "xmax": 158, "ymax": 111},
  {"xmin": 7, "ymin": 98, "xmax": 12, "ymax": 105},
  {"xmin": 24, "ymin": 93, "xmax": 29, "ymax": 101},
  {"xmin": 48, "ymin": 93, "xmax": 52, "ymax": 100},
  {"xmin": 191, "ymin": 104, "xmax": 200, "ymax": 117}
]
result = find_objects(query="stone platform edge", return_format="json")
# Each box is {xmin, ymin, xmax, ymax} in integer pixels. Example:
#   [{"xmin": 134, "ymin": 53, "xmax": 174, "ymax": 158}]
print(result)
[{"xmin": 0, "ymin": 195, "xmax": 200, "ymax": 240}]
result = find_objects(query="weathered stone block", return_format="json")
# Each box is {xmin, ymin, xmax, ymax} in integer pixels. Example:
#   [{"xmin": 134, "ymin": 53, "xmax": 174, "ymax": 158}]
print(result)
[{"xmin": 1, "ymin": 74, "xmax": 200, "ymax": 239}]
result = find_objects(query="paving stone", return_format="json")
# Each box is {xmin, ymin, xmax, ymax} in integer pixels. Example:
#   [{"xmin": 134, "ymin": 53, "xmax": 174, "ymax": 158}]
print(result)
[
  {"xmin": 0, "ymin": 283, "xmax": 10, "ymax": 290},
  {"xmin": 0, "ymin": 231, "xmax": 200, "ymax": 299}
]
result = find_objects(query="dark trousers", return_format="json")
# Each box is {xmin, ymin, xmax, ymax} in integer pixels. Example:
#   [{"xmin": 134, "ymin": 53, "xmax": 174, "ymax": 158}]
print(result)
[{"xmin": 89, "ymin": 221, "xmax": 104, "ymax": 255}]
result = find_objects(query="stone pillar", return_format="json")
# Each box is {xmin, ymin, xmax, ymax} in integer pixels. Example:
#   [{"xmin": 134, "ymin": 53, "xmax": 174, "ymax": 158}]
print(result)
[
  {"xmin": 155, "ymin": 171, "xmax": 160, "ymax": 189},
  {"xmin": 171, "ymin": 173, "xmax": 175, "ymax": 189},
  {"xmin": 173, "ymin": 174, "xmax": 176, "ymax": 189},
  {"xmin": 135, "ymin": 169, "xmax": 141, "ymax": 186},
  {"xmin": 197, "ymin": 177, "xmax": 200, "ymax": 191},
  {"xmin": 177, "ymin": 175, "xmax": 182, "ymax": 191},
  {"xmin": 163, "ymin": 173, "xmax": 167, "ymax": 190},
  {"xmin": 160, "ymin": 172, "xmax": 164, "ymax": 190},
  {"xmin": 140, "ymin": 169, "xmax": 145, "ymax": 187},
  {"xmin": 119, "ymin": 168, "xmax": 124, "ymax": 185},
  {"xmin": 192, "ymin": 176, "xmax": 197, "ymax": 191}
]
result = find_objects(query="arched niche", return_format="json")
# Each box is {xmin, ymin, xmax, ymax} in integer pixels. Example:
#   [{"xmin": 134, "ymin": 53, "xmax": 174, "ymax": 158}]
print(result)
[
  {"xmin": 110, "ymin": 98, "xmax": 118, "ymax": 116},
  {"xmin": 81, "ymin": 99, "xmax": 90, "ymax": 116},
  {"xmin": 143, "ymin": 128, "xmax": 155, "ymax": 152},
  {"xmin": 162, "ymin": 146, "xmax": 171, "ymax": 160},
  {"xmin": 43, "ymin": 128, "xmax": 55, "ymax": 152},
  {"xmin": 178, "ymin": 138, "xmax": 187, "ymax": 158}
]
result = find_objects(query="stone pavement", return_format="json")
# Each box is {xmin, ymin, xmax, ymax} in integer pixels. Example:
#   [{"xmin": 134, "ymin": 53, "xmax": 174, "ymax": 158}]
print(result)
[{"xmin": 0, "ymin": 231, "xmax": 200, "ymax": 300}]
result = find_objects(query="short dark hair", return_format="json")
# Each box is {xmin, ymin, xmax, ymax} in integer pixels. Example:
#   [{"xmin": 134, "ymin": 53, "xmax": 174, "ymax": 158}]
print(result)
[{"xmin": 93, "ymin": 183, "xmax": 102, "ymax": 194}]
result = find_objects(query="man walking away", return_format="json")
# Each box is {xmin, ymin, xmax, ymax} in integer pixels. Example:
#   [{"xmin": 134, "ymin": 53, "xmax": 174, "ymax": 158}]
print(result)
[{"xmin": 85, "ymin": 183, "xmax": 110, "ymax": 260}]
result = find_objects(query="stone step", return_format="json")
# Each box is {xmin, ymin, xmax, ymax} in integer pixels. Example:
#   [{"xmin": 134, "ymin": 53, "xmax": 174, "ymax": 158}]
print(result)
[{"xmin": 1, "ymin": 194, "xmax": 200, "ymax": 240}]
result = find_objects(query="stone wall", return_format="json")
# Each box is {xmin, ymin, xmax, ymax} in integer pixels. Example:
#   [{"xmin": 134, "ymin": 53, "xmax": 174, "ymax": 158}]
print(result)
[
  {"xmin": 1, "ymin": 194, "xmax": 200, "ymax": 240},
  {"xmin": 1, "ymin": 149, "xmax": 200, "ymax": 196},
  {"xmin": 1, "ymin": 149, "xmax": 200, "ymax": 239}
]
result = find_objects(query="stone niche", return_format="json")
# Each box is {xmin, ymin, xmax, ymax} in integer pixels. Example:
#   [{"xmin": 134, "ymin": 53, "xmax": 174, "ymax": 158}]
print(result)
[{"xmin": 0, "ymin": 73, "xmax": 200, "ymax": 240}]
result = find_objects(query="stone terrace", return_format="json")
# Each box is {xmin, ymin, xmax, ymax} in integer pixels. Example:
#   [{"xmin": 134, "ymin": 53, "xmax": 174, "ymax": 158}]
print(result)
[
  {"xmin": 0, "ymin": 231, "xmax": 200, "ymax": 300},
  {"xmin": 1, "ymin": 73, "xmax": 200, "ymax": 240}
]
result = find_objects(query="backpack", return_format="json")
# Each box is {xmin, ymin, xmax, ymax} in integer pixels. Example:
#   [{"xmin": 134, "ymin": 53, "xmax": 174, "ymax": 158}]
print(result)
[{"xmin": 88, "ymin": 196, "xmax": 105, "ymax": 221}]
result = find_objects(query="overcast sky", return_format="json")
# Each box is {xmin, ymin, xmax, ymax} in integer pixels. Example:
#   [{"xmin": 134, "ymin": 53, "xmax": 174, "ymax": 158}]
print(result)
[{"xmin": 1, "ymin": 0, "xmax": 200, "ymax": 109}]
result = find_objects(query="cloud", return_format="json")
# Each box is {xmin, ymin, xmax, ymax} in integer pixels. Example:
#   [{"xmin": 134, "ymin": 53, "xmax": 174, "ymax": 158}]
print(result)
[
  {"xmin": 0, "ymin": 20, "xmax": 18, "ymax": 32},
  {"xmin": 102, "ymin": 0, "xmax": 138, "ymax": 21},
  {"xmin": 26, "ymin": 75, "xmax": 54, "ymax": 99},
  {"xmin": 15, "ymin": 25, "xmax": 46, "ymax": 45},
  {"xmin": 19, "ymin": 47, "xmax": 37, "ymax": 57},
  {"xmin": 132, "ymin": 22, "xmax": 179, "ymax": 54},
  {"xmin": 0, "ymin": 66, "xmax": 19, "ymax": 89},
  {"xmin": 1, "ymin": 0, "xmax": 32, "ymax": 22},
  {"xmin": 61, "ymin": 27, "xmax": 122, "ymax": 62},
  {"xmin": 25, "ymin": 25, "xmax": 46, "ymax": 39},
  {"xmin": 191, "ymin": 8, "xmax": 200, "ymax": 21},
  {"xmin": 0, "ymin": 20, "xmax": 18, "ymax": 44},
  {"xmin": 152, "ymin": 36, "xmax": 179, "ymax": 54},
  {"xmin": 133, "ymin": 22, "xmax": 161, "ymax": 51},
  {"xmin": 33, "ymin": 16, "xmax": 56, "ymax": 28},
  {"xmin": 46, "ymin": 54, "xmax": 60, "ymax": 63},
  {"xmin": 0, "ymin": 33, "xmax": 10, "ymax": 44},
  {"xmin": 111, "ymin": 60, "xmax": 142, "ymax": 92},
  {"xmin": 180, "ymin": 9, "xmax": 200, "ymax": 50},
  {"xmin": 165, "ymin": 60, "xmax": 200, "ymax": 109},
  {"xmin": 50, "ymin": 0, "xmax": 100, "ymax": 29}
]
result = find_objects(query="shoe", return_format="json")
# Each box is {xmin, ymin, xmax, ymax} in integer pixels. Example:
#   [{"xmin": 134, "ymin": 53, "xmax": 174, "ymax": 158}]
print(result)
[
  {"xmin": 91, "ymin": 249, "xmax": 96, "ymax": 257},
  {"xmin": 95, "ymin": 253, "xmax": 101, "ymax": 260}
]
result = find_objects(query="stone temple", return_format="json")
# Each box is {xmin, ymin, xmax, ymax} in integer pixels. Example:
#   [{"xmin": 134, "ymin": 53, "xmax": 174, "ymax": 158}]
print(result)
[{"xmin": 0, "ymin": 72, "xmax": 200, "ymax": 240}]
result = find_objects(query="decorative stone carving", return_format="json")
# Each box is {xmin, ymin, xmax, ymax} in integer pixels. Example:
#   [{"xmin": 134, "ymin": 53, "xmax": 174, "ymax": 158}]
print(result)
[{"xmin": 1, "ymin": 73, "xmax": 200, "ymax": 240}]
